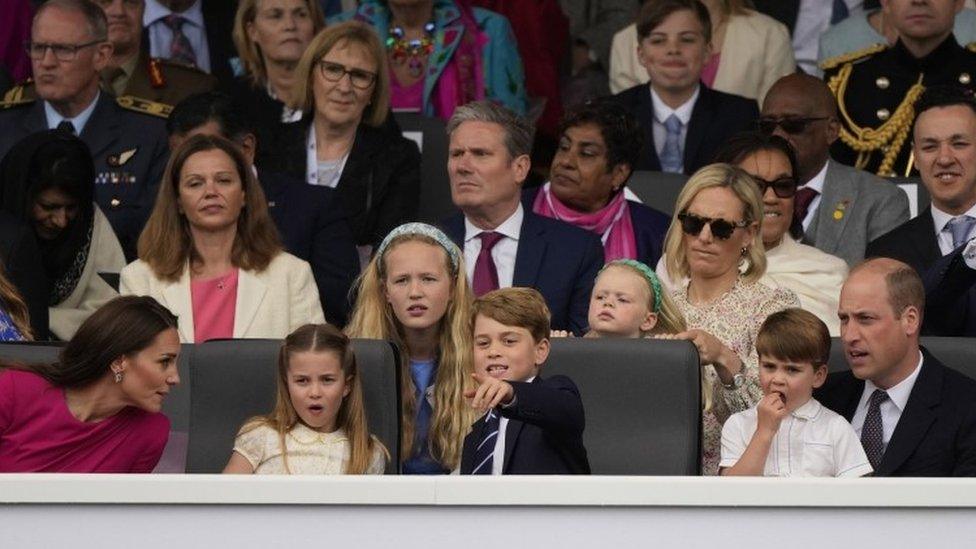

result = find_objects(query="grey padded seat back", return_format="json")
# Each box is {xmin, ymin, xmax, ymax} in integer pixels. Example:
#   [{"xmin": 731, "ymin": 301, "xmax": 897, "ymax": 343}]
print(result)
[
  {"xmin": 0, "ymin": 342, "xmax": 64, "ymax": 365},
  {"xmin": 186, "ymin": 338, "xmax": 401, "ymax": 474},
  {"xmin": 627, "ymin": 171, "xmax": 689, "ymax": 215},
  {"xmin": 888, "ymin": 176, "xmax": 930, "ymax": 216},
  {"xmin": 545, "ymin": 338, "xmax": 701, "ymax": 475},
  {"xmin": 394, "ymin": 112, "xmax": 458, "ymax": 224},
  {"xmin": 828, "ymin": 337, "xmax": 976, "ymax": 381}
]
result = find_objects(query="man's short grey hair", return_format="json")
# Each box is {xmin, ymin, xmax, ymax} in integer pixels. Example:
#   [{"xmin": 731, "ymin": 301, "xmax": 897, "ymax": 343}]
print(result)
[
  {"xmin": 35, "ymin": 0, "xmax": 109, "ymax": 42},
  {"xmin": 446, "ymin": 100, "xmax": 534, "ymax": 159}
]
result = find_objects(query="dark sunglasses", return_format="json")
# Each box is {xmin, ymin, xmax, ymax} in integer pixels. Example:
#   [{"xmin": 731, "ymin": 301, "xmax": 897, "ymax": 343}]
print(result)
[
  {"xmin": 677, "ymin": 212, "xmax": 748, "ymax": 240},
  {"xmin": 751, "ymin": 175, "xmax": 798, "ymax": 198},
  {"xmin": 757, "ymin": 116, "xmax": 829, "ymax": 135}
]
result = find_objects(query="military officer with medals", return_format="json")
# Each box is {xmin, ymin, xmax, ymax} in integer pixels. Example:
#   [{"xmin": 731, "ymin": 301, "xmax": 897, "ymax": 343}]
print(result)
[
  {"xmin": 821, "ymin": 0, "xmax": 976, "ymax": 177},
  {"xmin": 0, "ymin": 0, "xmax": 170, "ymax": 260},
  {"xmin": 95, "ymin": 0, "xmax": 216, "ymax": 106}
]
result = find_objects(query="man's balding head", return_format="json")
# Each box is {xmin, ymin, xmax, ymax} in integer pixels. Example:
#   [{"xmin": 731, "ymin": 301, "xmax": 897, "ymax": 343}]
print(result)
[
  {"xmin": 761, "ymin": 74, "xmax": 840, "ymax": 183},
  {"xmin": 839, "ymin": 258, "xmax": 924, "ymax": 388}
]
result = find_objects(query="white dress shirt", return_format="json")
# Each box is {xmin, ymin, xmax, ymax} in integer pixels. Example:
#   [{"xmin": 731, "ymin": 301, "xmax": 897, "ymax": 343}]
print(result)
[
  {"xmin": 44, "ymin": 91, "xmax": 100, "ymax": 134},
  {"xmin": 930, "ymin": 203, "xmax": 976, "ymax": 256},
  {"xmin": 851, "ymin": 351, "xmax": 924, "ymax": 449},
  {"xmin": 720, "ymin": 397, "xmax": 873, "ymax": 477},
  {"xmin": 463, "ymin": 204, "xmax": 523, "ymax": 290},
  {"xmin": 799, "ymin": 160, "xmax": 829, "ymax": 231},
  {"xmin": 144, "ymin": 0, "xmax": 211, "ymax": 73},
  {"xmin": 491, "ymin": 375, "xmax": 536, "ymax": 475},
  {"xmin": 650, "ymin": 85, "xmax": 699, "ymax": 172}
]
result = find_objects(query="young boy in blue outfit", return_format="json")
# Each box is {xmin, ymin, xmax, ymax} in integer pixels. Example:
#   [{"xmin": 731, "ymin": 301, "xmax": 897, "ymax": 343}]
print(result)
[
  {"xmin": 720, "ymin": 308, "xmax": 873, "ymax": 477},
  {"xmin": 460, "ymin": 287, "xmax": 590, "ymax": 475}
]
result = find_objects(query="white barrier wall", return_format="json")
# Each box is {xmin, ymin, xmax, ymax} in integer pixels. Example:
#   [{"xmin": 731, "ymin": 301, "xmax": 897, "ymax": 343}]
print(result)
[{"xmin": 3, "ymin": 476, "xmax": 976, "ymax": 548}]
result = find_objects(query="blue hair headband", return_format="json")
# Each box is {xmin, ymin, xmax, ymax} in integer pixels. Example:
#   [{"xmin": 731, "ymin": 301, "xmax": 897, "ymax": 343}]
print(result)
[
  {"xmin": 600, "ymin": 259, "xmax": 663, "ymax": 313},
  {"xmin": 375, "ymin": 222, "xmax": 461, "ymax": 271}
]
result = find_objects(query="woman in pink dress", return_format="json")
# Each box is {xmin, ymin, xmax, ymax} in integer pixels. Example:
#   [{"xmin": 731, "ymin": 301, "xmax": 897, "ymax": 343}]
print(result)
[{"xmin": 0, "ymin": 295, "xmax": 181, "ymax": 473}]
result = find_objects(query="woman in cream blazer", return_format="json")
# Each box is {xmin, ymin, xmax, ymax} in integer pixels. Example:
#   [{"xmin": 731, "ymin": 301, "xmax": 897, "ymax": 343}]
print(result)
[
  {"xmin": 120, "ymin": 134, "xmax": 324, "ymax": 343},
  {"xmin": 609, "ymin": 6, "xmax": 794, "ymax": 104}
]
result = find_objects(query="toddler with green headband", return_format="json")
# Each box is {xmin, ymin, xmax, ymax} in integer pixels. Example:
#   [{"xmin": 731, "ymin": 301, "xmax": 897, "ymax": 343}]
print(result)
[{"xmin": 553, "ymin": 260, "xmax": 687, "ymax": 338}]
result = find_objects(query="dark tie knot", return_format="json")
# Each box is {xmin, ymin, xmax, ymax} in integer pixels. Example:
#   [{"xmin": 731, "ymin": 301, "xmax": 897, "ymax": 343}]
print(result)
[
  {"xmin": 478, "ymin": 231, "xmax": 504, "ymax": 251},
  {"xmin": 869, "ymin": 389, "xmax": 889, "ymax": 407},
  {"xmin": 56, "ymin": 120, "xmax": 76, "ymax": 135}
]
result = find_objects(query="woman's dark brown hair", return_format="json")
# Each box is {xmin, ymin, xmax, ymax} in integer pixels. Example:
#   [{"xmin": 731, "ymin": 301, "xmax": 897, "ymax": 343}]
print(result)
[
  {"xmin": 137, "ymin": 134, "xmax": 281, "ymax": 281},
  {"xmin": 3, "ymin": 295, "xmax": 178, "ymax": 387}
]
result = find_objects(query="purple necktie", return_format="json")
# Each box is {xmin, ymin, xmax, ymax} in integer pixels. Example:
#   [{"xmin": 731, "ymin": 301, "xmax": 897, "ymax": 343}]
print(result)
[
  {"xmin": 861, "ymin": 389, "xmax": 888, "ymax": 470},
  {"xmin": 163, "ymin": 14, "xmax": 197, "ymax": 66},
  {"xmin": 472, "ymin": 231, "xmax": 504, "ymax": 297},
  {"xmin": 793, "ymin": 187, "xmax": 819, "ymax": 227}
]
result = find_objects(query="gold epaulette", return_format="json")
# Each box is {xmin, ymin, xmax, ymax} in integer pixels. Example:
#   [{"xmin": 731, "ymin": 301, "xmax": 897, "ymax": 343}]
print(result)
[
  {"xmin": 819, "ymin": 42, "xmax": 887, "ymax": 72},
  {"xmin": 1, "ymin": 85, "xmax": 35, "ymax": 109},
  {"xmin": 968, "ymin": 41, "xmax": 976, "ymax": 53},
  {"xmin": 116, "ymin": 95, "xmax": 172, "ymax": 118}
]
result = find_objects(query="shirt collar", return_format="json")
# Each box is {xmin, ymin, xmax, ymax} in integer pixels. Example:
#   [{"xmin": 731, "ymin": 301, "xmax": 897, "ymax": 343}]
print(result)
[
  {"xmin": 288, "ymin": 423, "xmax": 347, "ymax": 445},
  {"xmin": 464, "ymin": 202, "xmax": 524, "ymax": 242},
  {"xmin": 44, "ymin": 90, "xmax": 100, "ymax": 134},
  {"xmin": 144, "ymin": 0, "xmax": 204, "ymax": 27},
  {"xmin": 863, "ymin": 350, "xmax": 924, "ymax": 413},
  {"xmin": 930, "ymin": 202, "xmax": 976, "ymax": 233},
  {"xmin": 791, "ymin": 397, "xmax": 823, "ymax": 420},
  {"xmin": 802, "ymin": 160, "xmax": 829, "ymax": 192},
  {"xmin": 650, "ymin": 85, "xmax": 699, "ymax": 126}
]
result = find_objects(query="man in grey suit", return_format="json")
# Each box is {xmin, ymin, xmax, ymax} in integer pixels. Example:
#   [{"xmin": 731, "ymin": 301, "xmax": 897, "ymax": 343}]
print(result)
[{"xmin": 760, "ymin": 74, "xmax": 909, "ymax": 267}]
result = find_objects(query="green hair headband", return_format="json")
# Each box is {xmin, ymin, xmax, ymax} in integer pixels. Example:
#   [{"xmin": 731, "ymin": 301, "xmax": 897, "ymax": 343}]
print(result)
[
  {"xmin": 600, "ymin": 259, "xmax": 663, "ymax": 313},
  {"xmin": 376, "ymin": 222, "xmax": 461, "ymax": 272}
]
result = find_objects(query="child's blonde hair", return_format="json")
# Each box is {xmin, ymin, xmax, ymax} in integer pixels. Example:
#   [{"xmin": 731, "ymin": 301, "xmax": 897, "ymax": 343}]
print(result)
[
  {"xmin": 345, "ymin": 224, "xmax": 474, "ymax": 470},
  {"xmin": 238, "ymin": 324, "xmax": 387, "ymax": 474},
  {"xmin": 472, "ymin": 287, "xmax": 551, "ymax": 343},
  {"xmin": 599, "ymin": 260, "xmax": 686, "ymax": 335}
]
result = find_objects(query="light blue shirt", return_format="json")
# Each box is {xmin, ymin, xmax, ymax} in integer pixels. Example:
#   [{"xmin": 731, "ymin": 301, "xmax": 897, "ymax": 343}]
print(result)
[
  {"xmin": 143, "ymin": 0, "xmax": 211, "ymax": 73},
  {"xmin": 44, "ymin": 91, "xmax": 100, "ymax": 134}
]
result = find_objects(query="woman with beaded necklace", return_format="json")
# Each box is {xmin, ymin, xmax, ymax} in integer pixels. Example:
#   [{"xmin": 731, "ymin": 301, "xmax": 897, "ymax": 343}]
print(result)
[{"xmin": 331, "ymin": 0, "xmax": 527, "ymax": 119}]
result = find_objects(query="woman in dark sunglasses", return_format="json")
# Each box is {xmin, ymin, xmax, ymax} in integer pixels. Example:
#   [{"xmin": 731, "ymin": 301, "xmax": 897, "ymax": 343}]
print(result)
[
  {"xmin": 713, "ymin": 131, "xmax": 848, "ymax": 337},
  {"xmin": 657, "ymin": 163, "xmax": 799, "ymax": 475}
]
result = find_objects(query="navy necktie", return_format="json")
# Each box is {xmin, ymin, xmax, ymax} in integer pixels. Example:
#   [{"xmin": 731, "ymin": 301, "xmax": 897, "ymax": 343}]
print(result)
[
  {"xmin": 470, "ymin": 409, "xmax": 500, "ymax": 475},
  {"xmin": 861, "ymin": 389, "xmax": 889, "ymax": 470},
  {"xmin": 56, "ymin": 120, "xmax": 76, "ymax": 135}
]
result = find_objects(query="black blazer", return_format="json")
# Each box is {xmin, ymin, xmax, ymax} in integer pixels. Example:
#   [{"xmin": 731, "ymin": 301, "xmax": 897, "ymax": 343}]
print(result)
[
  {"xmin": 815, "ymin": 350, "xmax": 976, "ymax": 476},
  {"xmin": 459, "ymin": 375, "xmax": 590, "ymax": 475},
  {"xmin": 258, "ymin": 169, "xmax": 359, "ymax": 327},
  {"xmin": 866, "ymin": 209, "xmax": 942, "ymax": 273},
  {"xmin": 0, "ymin": 212, "xmax": 48, "ymax": 339},
  {"xmin": 442, "ymin": 210, "xmax": 605, "ymax": 335},
  {"xmin": 521, "ymin": 186, "xmax": 670, "ymax": 268},
  {"xmin": 262, "ymin": 118, "xmax": 422, "ymax": 248},
  {"xmin": 612, "ymin": 83, "xmax": 759, "ymax": 175},
  {"xmin": 921, "ymin": 241, "xmax": 976, "ymax": 337}
]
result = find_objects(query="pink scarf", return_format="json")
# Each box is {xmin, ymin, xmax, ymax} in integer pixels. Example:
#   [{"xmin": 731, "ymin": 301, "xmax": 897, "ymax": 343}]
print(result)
[
  {"xmin": 532, "ymin": 183, "xmax": 637, "ymax": 262},
  {"xmin": 432, "ymin": 1, "xmax": 486, "ymax": 119}
]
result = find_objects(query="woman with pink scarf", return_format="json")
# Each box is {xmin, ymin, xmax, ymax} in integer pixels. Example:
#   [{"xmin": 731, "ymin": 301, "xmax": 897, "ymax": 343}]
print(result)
[{"xmin": 525, "ymin": 99, "xmax": 670, "ymax": 267}]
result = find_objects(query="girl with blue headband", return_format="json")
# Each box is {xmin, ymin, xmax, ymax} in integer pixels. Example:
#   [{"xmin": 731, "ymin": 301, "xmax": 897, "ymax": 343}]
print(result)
[{"xmin": 579, "ymin": 259, "xmax": 686, "ymax": 338}]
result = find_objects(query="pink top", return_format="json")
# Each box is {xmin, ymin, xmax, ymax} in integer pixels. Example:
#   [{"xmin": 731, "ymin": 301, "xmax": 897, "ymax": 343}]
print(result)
[
  {"xmin": 390, "ymin": 72, "xmax": 424, "ymax": 111},
  {"xmin": 701, "ymin": 52, "xmax": 721, "ymax": 88},
  {"xmin": 0, "ymin": 370, "xmax": 170, "ymax": 473},
  {"xmin": 191, "ymin": 269, "xmax": 238, "ymax": 343}
]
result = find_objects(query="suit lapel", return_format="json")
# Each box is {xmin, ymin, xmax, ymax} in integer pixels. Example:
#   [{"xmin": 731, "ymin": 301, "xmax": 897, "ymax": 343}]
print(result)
[
  {"xmin": 512, "ymin": 213, "xmax": 546, "ymax": 287},
  {"xmin": 162, "ymin": 266, "xmax": 194, "ymax": 342},
  {"xmin": 809, "ymin": 161, "xmax": 855, "ymax": 253},
  {"xmin": 21, "ymin": 101, "xmax": 47, "ymax": 134},
  {"xmin": 79, "ymin": 93, "xmax": 120, "ymax": 159},
  {"xmin": 878, "ymin": 352, "xmax": 942, "ymax": 476},
  {"xmin": 635, "ymin": 87, "xmax": 662, "ymax": 170},
  {"xmin": 234, "ymin": 267, "xmax": 268, "ymax": 337},
  {"xmin": 908, "ymin": 210, "xmax": 942, "ymax": 269},
  {"xmin": 683, "ymin": 85, "xmax": 712, "ymax": 170},
  {"xmin": 442, "ymin": 214, "xmax": 465, "ymax": 248}
]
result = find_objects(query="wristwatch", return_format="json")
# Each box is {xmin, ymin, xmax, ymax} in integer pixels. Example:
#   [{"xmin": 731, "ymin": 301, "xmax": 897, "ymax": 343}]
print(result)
[{"xmin": 722, "ymin": 373, "xmax": 745, "ymax": 390}]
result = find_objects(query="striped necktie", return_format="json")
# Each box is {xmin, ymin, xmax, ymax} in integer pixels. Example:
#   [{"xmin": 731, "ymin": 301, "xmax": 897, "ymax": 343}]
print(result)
[{"xmin": 470, "ymin": 409, "xmax": 500, "ymax": 475}]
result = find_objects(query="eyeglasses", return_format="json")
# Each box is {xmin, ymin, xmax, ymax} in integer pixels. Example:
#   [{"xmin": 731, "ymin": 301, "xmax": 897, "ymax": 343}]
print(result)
[
  {"xmin": 751, "ymin": 175, "xmax": 797, "ymax": 199},
  {"xmin": 757, "ymin": 116, "xmax": 830, "ymax": 135},
  {"xmin": 318, "ymin": 60, "xmax": 377, "ymax": 90},
  {"xmin": 677, "ymin": 212, "xmax": 749, "ymax": 240},
  {"xmin": 25, "ymin": 40, "xmax": 103, "ymax": 61}
]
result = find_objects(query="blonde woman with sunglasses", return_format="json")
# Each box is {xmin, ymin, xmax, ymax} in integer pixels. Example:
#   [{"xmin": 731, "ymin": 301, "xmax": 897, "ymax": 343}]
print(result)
[{"xmin": 657, "ymin": 163, "xmax": 799, "ymax": 475}]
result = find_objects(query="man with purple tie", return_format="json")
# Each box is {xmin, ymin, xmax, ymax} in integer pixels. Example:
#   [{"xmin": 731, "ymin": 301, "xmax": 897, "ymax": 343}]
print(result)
[{"xmin": 440, "ymin": 100, "xmax": 604, "ymax": 335}]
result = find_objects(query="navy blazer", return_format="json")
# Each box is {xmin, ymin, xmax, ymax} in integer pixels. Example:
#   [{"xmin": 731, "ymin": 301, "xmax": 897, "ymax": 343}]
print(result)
[
  {"xmin": 521, "ymin": 186, "xmax": 670, "ymax": 268},
  {"xmin": 921, "ymin": 241, "xmax": 976, "ymax": 337},
  {"xmin": 442, "ymin": 210, "xmax": 604, "ymax": 335},
  {"xmin": 815, "ymin": 350, "xmax": 976, "ymax": 476},
  {"xmin": 459, "ymin": 375, "xmax": 590, "ymax": 475},
  {"xmin": 612, "ymin": 83, "xmax": 759, "ymax": 175},
  {"xmin": 258, "ymin": 169, "xmax": 359, "ymax": 327}
]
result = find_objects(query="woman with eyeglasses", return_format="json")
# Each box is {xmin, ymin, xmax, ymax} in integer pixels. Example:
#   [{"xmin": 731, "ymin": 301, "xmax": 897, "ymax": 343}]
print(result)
[
  {"xmin": 714, "ymin": 132, "xmax": 847, "ymax": 336},
  {"xmin": 657, "ymin": 163, "xmax": 799, "ymax": 475},
  {"xmin": 262, "ymin": 21, "xmax": 421, "ymax": 252}
]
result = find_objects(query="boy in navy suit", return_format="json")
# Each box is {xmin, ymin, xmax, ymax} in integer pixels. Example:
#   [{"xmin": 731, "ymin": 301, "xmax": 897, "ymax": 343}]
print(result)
[{"xmin": 460, "ymin": 288, "xmax": 590, "ymax": 475}]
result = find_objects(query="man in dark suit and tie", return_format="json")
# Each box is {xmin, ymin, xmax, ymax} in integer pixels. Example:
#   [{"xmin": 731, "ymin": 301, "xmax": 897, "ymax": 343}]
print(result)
[
  {"xmin": 922, "ymin": 239, "xmax": 976, "ymax": 336},
  {"xmin": 612, "ymin": 0, "xmax": 758, "ymax": 176},
  {"xmin": 166, "ymin": 92, "xmax": 360, "ymax": 327},
  {"xmin": 816, "ymin": 257, "xmax": 976, "ymax": 476},
  {"xmin": 866, "ymin": 85, "xmax": 976, "ymax": 335},
  {"xmin": 441, "ymin": 101, "xmax": 604, "ymax": 336},
  {"xmin": 142, "ymin": 0, "xmax": 235, "ymax": 82}
]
